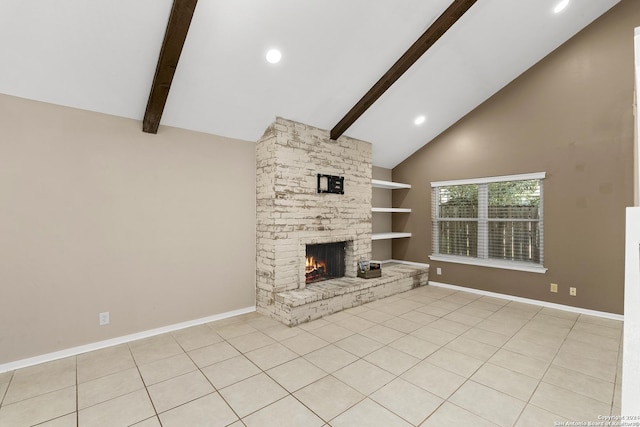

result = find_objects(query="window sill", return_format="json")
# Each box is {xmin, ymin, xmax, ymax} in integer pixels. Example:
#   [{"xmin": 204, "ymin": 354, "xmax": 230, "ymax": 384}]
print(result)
[{"xmin": 429, "ymin": 255, "xmax": 548, "ymax": 274}]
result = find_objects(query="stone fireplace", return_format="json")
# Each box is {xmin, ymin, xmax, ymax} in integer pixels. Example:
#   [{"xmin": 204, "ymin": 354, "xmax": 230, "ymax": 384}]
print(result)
[{"xmin": 256, "ymin": 117, "xmax": 428, "ymax": 325}]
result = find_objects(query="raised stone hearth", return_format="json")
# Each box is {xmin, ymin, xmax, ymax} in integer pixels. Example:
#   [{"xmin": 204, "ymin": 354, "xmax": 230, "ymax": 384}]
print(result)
[{"xmin": 255, "ymin": 117, "xmax": 428, "ymax": 325}]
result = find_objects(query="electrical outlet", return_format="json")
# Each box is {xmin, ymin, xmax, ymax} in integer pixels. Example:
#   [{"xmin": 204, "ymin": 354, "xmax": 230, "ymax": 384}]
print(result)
[
  {"xmin": 436, "ymin": 267, "xmax": 442, "ymax": 275},
  {"xmin": 550, "ymin": 283, "xmax": 558, "ymax": 293},
  {"xmin": 569, "ymin": 287, "xmax": 577, "ymax": 297},
  {"xmin": 99, "ymin": 312, "xmax": 110, "ymax": 326}
]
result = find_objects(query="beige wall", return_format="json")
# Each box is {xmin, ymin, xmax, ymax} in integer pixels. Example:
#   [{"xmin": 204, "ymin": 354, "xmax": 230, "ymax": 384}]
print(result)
[
  {"xmin": 372, "ymin": 166, "xmax": 392, "ymax": 261},
  {"xmin": 0, "ymin": 94, "xmax": 256, "ymax": 365},
  {"xmin": 392, "ymin": 0, "xmax": 638, "ymax": 314}
]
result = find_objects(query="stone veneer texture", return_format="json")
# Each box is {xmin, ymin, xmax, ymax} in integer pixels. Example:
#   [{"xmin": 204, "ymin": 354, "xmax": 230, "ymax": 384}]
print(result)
[{"xmin": 256, "ymin": 117, "xmax": 372, "ymax": 319}]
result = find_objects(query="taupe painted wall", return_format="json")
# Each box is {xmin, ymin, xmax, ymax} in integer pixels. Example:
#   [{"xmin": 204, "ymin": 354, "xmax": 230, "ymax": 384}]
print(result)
[
  {"xmin": 372, "ymin": 166, "xmax": 392, "ymax": 261},
  {"xmin": 0, "ymin": 94, "xmax": 256, "ymax": 365},
  {"xmin": 392, "ymin": 0, "xmax": 638, "ymax": 314}
]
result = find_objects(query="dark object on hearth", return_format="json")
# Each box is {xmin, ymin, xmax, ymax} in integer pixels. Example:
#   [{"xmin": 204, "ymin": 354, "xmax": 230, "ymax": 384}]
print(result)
[
  {"xmin": 317, "ymin": 174, "xmax": 344, "ymax": 194},
  {"xmin": 358, "ymin": 261, "xmax": 381, "ymax": 279}
]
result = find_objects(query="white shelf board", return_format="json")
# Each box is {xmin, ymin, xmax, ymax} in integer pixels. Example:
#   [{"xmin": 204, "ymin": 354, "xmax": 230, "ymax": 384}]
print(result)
[
  {"xmin": 371, "ymin": 179, "xmax": 411, "ymax": 190},
  {"xmin": 371, "ymin": 232, "xmax": 412, "ymax": 240},
  {"xmin": 372, "ymin": 207, "xmax": 412, "ymax": 213}
]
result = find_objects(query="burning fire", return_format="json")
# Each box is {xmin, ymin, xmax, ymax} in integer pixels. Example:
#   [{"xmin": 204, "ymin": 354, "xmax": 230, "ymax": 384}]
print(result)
[{"xmin": 305, "ymin": 256, "xmax": 327, "ymax": 273}]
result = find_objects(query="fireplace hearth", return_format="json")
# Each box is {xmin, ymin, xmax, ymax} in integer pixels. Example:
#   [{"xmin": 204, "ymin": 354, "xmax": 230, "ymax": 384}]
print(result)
[{"xmin": 305, "ymin": 242, "xmax": 346, "ymax": 284}]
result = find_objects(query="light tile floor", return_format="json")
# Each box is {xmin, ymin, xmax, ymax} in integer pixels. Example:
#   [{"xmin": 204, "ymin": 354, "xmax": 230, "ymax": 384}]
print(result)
[{"xmin": 0, "ymin": 285, "xmax": 623, "ymax": 427}]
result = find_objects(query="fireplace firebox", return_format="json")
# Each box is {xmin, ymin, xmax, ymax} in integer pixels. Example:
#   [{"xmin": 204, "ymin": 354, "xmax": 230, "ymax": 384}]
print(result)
[{"xmin": 305, "ymin": 242, "xmax": 346, "ymax": 284}]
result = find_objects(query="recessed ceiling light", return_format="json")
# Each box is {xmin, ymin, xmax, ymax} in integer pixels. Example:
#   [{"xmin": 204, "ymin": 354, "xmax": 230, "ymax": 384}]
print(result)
[
  {"xmin": 266, "ymin": 49, "xmax": 282, "ymax": 64},
  {"xmin": 554, "ymin": 0, "xmax": 569, "ymax": 14},
  {"xmin": 414, "ymin": 115, "xmax": 426, "ymax": 125}
]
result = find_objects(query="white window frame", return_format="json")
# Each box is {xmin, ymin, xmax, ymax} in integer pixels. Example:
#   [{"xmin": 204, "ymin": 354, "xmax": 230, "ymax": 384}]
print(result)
[{"xmin": 430, "ymin": 172, "xmax": 548, "ymax": 274}]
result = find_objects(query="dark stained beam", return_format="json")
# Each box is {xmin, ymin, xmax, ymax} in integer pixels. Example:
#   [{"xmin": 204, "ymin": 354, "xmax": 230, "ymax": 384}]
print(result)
[
  {"xmin": 143, "ymin": 0, "xmax": 198, "ymax": 134},
  {"xmin": 330, "ymin": 0, "xmax": 478, "ymax": 140}
]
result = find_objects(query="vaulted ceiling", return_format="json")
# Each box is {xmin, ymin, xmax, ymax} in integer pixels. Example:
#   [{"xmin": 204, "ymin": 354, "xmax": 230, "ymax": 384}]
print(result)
[{"xmin": 0, "ymin": 0, "xmax": 621, "ymax": 168}]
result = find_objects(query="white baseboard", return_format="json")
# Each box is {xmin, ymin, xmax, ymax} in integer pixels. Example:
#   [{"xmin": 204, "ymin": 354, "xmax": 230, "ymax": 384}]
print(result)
[
  {"xmin": 428, "ymin": 281, "xmax": 623, "ymax": 321},
  {"xmin": 0, "ymin": 306, "xmax": 256, "ymax": 374}
]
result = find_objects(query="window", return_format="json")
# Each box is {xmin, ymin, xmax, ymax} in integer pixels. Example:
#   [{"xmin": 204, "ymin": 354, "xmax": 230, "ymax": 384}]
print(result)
[{"xmin": 430, "ymin": 172, "xmax": 546, "ymax": 273}]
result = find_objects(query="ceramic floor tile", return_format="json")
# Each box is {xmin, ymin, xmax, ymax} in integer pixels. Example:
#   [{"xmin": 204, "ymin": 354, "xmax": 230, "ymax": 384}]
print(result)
[
  {"xmin": 334, "ymin": 334, "xmax": 384, "ymax": 357},
  {"xmin": 77, "ymin": 345, "xmax": 135, "ymax": 383},
  {"xmin": 172, "ymin": 324, "xmax": 223, "ymax": 352},
  {"xmin": 201, "ymin": 355, "xmax": 261, "ymax": 389},
  {"xmin": 333, "ymin": 360, "xmax": 395, "ymax": 395},
  {"xmin": 376, "ymin": 301, "xmax": 420, "ymax": 316},
  {"xmin": 188, "ymin": 341, "xmax": 241, "ymax": 368},
  {"xmin": 243, "ymin": 395, "xmax": 324, "ymax": 427},
  {"xmin": 138, "ymin": 353, "xmax": 197, "ymax": 386},
  {"xmin": 356, "ymin": 310, "xmax": 395, "ymax": 324},
  {"xmin": 539, "ymin": 307, "xmax": 580, "ymax": 320},
  {"xmin": 330, "ymin": 398, "xmax": 412, "ymax": 427},
  {"xmin": 78, "ymin": 389, "xmax": 154, "ymax": 427},
  {"xmin": 558, "ymin": 338, "xmax": 619, "ymax": 364},
  {"xmin": 245, "ymin": 316, "xmax": 283, "ymax": 331},
  {"xmin": 566, "ymin": 329, "xmax": 621, "ymax": 354},
  {"xmin": 552, "ymin": 350, "xmax": 617, "ymax": 382},
  {"xmin": 364, "ymin": 346, "xmax": 420, "ymax": 376},
  {"xmin": 281, "ymin": 332, "xmax": 329, "ymax": 355},
  {"xmin": 78, "ymin": 367, "xmax": 144, "ymax": 409},
  {"xmin": 455, "ymin": 306, "xmax": 496, "ymax": 319},
  {"xmin": 572, "ymin": 322, "xmax": 622, "ymax": 340},
  {"xmin": 420, "ymin": 402, "xmax": 499, "ymax": 427},
  {"xmin": 0, "ymin": 372, "xmax": 12, "ymax": 386},
  {"xmin": 426, "ymin": 347, "xmax": 484, "ymax": 378},
  {"xmin": 429, "ymin": 318, "xmax": 471, "ymax": 335},
  {"xmin": 213, "ymin": 323, "xmax": 258, "ymax": 340},
  {"xmin": 489, "ymin": 349, "xmax": 550, "ymax": 379},
  {"xmin": 449, "ymin": 380, "xmax": 525, "ymax": 427},
  {"xmin": 471, "ymin": 363, "xmax": 539, "ymax": 401},
  {"xmin": 333, "ymin": 315, "xmax": 376, "ymax": 333},
  {"xmin": 514, "ymin": 404, "xmax": 563, "ymax": 427},
  {"xmin": 131, "ymin": 416, "xmax": 161, "ymax": 427},
  {"xmin": 389, "ymin": 335, "xmax": 440, "ymax": 359},
  {"xmin": 0, "ymin": 383, "xmax": 8, "ymax": 405},
  {"xmin": 297, "ymin": 318, "xmax": 331, "ymax": 331},
  {"xmin": 266, "ymin": 357, "xmax": 326, "ymax": 392},
  {"xmin": 502, "ymin": 336, "xmax": 559, "ymax": 362},
  {"xmin": 4, "ymin": 358, "xmax": 76, "ymax": 405},
  {"xmin": 36, "ymin": 413, "xmax": 77, "ymax": 426},
  {"xmin": 359, "ymin": 324, "xmax": 405, "ymax": 345},
  {"xmin": 0, "ymin": 386, "xmax": 76, "ymax": 427},
  {"xmin": 577, "ymin": 314, "xmax": 623, "ymax": 330},
  {"xmin": 410, "ymin": 325, "xmax": 458, "ymax": 346},
  {"xmin": 461, "ymin": 327, "xmax": 510, "ymax": 347},
  {"xmin": 415, "ymin": 304, "xmax": 455, "ymax": 318},
  {"xmin": 444, "ymin": 336, "xmax": 498, "ymax": 361},
  {"xmin": 323, "ymin": 311, "xmax": 354, "ymax": 323},
  {"xmin": 304, "ymin": 345, "xmax": 358, "ymax": 373},
  {"xmin": 309, "ymin": 324, "xmax": 354, "ymax": 343},
  {"xmin": 401, "ymin": 361, "xmax": 466, "ymax": 399},
  {"xmin": 159, "ymin": 392, "xmax": 238, "ymax": 427},
  {"xmin": 443, "ymin": 311, "xmax": 485, "ymax": 327},
  {"xmin": 542, "ymin": 365, "xmax": 615, "ymax": 404},
  {"xmin": 218, "ymin": 373, "xmax": 288, "ymax": 418},
  {"xmin": 244, "ymin": 342, "xmax": 298, "ymax": 370},
  {"xmin": 261, "ymin": 323, "xmax": 305, "ymax": 341},
  {"xmin": 147, "ymin": 371, "xmax": 215, "ymax": 413},
  {"xmin": 370, "ymin": 378, "xmax": 443, "ymax": 425},
  {"xmin": 227, "ymin": 331, "xmax": 276, "ymax": 353},
  {"xmin": 293, "ymin": 376, "xmax": 364, "ymax": 421},
  {"xmin": 129, "ymin": 334, "xmax": 184, "ymax": 366},
  {"xmin": 530, "ymin": 382, "xmax": 611, "ymax": 422},
  {"xmin": 476, "ymin": 318, "xmax": 524, "ymax": 337},
  {"xmin": 398, "ymin": 310, "xmax": 438, "ymax": 326}
]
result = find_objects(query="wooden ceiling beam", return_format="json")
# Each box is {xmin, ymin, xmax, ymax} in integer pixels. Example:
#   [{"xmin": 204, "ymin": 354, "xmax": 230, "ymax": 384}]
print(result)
[
  {"xmin": 143, "ymin": 0, "xmax": 198, "ymax": 134},
  {"xmin": 330, "ymin": 0, "xmax": 477, "ymax": 140}
]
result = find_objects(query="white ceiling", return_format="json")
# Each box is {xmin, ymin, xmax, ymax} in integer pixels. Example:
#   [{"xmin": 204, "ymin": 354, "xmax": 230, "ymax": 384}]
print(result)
[{"xmin": 0, "ymin": 0, "xmax": 621, "ymax": 168}]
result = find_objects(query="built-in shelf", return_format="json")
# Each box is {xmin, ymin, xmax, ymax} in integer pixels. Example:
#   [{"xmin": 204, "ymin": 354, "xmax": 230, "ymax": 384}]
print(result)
[
  {"xmin": 371, "ymin": 179, "xmax": 411, "ymax": 190},
  {"xmin": 372, "ymin": 232, "xmax": 412, "ymax": 240},
  {"xmin": 372, "ymin": 207, "xmax": 412, "ymax": 213}
]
